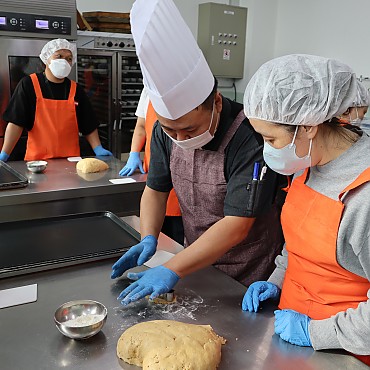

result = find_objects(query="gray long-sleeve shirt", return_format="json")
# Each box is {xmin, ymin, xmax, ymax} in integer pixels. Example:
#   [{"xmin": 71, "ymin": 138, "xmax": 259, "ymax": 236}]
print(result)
[{"xmin": 268, "ymin": 132, "xmax": 370, "ymax": 354}]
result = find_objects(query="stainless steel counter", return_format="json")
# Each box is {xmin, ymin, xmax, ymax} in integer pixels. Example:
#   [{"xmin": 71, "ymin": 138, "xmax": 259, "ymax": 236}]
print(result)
[
  {"xmin": 0, "ymin": 217, "xmax": 366, "ymax": 370},
  {"xmin": 0, "ymin": 157, "xmax": 146, "ymax": 222}
]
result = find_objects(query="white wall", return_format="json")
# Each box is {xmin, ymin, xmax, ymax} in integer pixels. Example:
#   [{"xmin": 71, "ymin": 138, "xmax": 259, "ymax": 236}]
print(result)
[
  {"xmin": 76, "ymin": 0, "xmax": 370, "ymax": 99},
  {"xmin": 274, "ymin": 0, "xmax": 370, "ymax": 83},
  {"xmin": 76, "ymin": 0, "xmax": 134, "ymax": 13}
]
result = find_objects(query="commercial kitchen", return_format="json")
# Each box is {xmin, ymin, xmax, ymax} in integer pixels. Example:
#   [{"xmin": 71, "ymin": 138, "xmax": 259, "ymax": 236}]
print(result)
[{"xmin": 0, "ymin": 0, "xmax": 369, "ymax": 369}]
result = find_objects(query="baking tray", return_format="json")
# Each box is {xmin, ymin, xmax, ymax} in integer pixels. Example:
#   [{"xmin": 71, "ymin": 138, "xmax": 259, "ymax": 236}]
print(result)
[
  {"xmin": 0, "ymin": 211, "xmax": 140, "ymax": 278},
  {"xmin": 0, "ymin": 160, "xmax": 28, "ymax": 190}
]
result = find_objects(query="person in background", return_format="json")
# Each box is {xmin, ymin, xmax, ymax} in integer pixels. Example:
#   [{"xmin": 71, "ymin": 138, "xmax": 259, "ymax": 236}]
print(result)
[
  {"xmin": 340, "ymin": 80, "xmax": 369, "ymax": 124},
  {"xmin": 111, "ymin": 0, "xmax": 285, "ymax": 306},
  {"xmin": 242, "ymin": 54, "xmax": 370, "ymax": 365},
  {"xmin": 119, "ymin": 87, "xmax": 184, "ymax": 245},
  {"xmin": 0, "ymin": 38, "xmax": 112, "ymax": 162}
]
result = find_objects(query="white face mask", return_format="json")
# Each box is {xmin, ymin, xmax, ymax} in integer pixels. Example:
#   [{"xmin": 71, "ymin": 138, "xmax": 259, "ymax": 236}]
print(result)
[
  {"xmin": 48, "ymin": 59, "xmax": 72, "ymax": 79},
  {"xmin": 263, "ymin": 126, "xmax": 312, "ymax": 176},
  {"xmin": 164, "ymin": 104, "xmax": 216, "ymax": 150}
]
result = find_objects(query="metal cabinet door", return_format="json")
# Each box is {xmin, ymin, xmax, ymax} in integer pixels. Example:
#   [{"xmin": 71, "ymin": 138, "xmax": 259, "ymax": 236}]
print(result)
[
  {"xmin": 76, "ymin": 49, "xmax": 117, "ymax": 156},
  {"xmin": 117, "ymin": 51, "xmax": 143, "ymax": 155}
]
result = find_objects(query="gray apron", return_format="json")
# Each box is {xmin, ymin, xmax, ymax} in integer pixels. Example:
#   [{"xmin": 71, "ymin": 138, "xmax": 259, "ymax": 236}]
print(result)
[{"xmin": 170, "ymin": 110, "xmax": 284, "ymax": 286}]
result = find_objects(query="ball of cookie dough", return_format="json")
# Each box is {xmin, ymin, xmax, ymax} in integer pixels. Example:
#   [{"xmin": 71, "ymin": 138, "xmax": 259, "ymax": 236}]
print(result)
[
  {"xmin": 76, "ymin": 158, "xmax": 109, "ymax": 174},
  {"xmin": 117, "ymin": 320, "xmax": 226, "ymax": 370}
]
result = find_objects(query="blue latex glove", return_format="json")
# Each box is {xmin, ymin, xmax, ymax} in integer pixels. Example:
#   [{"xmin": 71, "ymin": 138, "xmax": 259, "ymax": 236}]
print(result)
[
  {"xmin": 0, "ymin": 150, "xmax": 10, "ymax": 162},
  {"xmin": 93, "ymin": 145, "xmax": 113, "ymax": 156},
  {"xmin": 242, "ymin": 281, "xmax": 280, "ymax": 312},
  {"xmin": 119, "ymin": 152, "xmax": 145, "ymax": 176},
  {"xmin": 111, "ymin": 235, "xmax": 157, "ymax": 278},
  {"xmin": 274, "ymin": 309, "xmax": 312, "ymax": 347},
  {"xmin": 118, "ymin": 265, "xmax": 180, "ymax": 305}
]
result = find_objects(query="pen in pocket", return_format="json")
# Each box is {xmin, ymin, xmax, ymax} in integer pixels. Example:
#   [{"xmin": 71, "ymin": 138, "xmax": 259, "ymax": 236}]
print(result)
[
  {"xmin": 259, "ymin": 165, "xmax": 267, "ymax": 181},
  {"xmin": 247, "ymin": 162, "xmax": 260, "ymax": 211}
]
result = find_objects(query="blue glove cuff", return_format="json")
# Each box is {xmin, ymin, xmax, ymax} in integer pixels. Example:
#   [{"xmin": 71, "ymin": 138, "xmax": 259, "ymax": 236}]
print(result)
[
  {"xmin": 164, "ymin": 266, "xmax": 180, "ymax": 281},
  {"xmin": 0, "ymin": 151, "xmax": 10, "ymax": 161},
  {"xmin": 129, "ymin": 152, "xmax": 141, "ymax": 159},
  {"xmin": 93, "ymin": 145, "xmax": 103, "ymax": 154},
  {"xmin": 141, "ymin": 235, "xmax": 158, "ymax": 246}
]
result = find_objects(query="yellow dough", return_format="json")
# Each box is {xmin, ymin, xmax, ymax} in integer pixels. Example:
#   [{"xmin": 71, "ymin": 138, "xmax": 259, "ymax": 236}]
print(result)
[
  {"xmin": 76, "ymin": 158, "xmax": 109, "ymax": 174},
  {"xmin": 117, "ymin": 320, "xmax": 226, "ymax": 370}
]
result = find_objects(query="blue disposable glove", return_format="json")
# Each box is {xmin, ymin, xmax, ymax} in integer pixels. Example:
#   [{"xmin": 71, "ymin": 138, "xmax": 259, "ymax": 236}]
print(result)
[
  {"xmin": 274, "ymin": 309, "xmax": 312, "ymax": 347},
  {"xmin": 242, "ymin": 281, "xmax": 280, "ymax": 312},
  {"xmin": 118, "ymin": 265, "xmax": 180, "ymax": 305},
  {"xmin": 111, "ymin": 235, "xmax": 157, "ymax": 278},
  {"xmin": 0, "ymin": 150, "xmax": 10, "ymax": 162},
  {"xmin": 119, "ymin": 152, "xmax": 145, "ymax": 176},
  {"xmin": 93, "ymin": 145, "xmax": 113, "ymax": 156}
]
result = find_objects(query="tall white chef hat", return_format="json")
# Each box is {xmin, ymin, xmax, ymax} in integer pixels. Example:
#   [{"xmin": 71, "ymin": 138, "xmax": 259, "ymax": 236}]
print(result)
[
  {"xmin": 39, "ymin": 38, "xmax": 77, "ymax": 65},
  {"xmin": 130, "ymin": 0, "xmax": 214, "ymax": 120}
]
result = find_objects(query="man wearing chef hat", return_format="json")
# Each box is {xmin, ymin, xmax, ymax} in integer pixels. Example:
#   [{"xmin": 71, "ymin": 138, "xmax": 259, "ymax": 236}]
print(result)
[
  {"xmin": 111, "ymin": 0, "xmax": 286, "ymax": 304},
  {"xmin": 0, "ymin": 38, "xmax": 112, "ymax": 161}
]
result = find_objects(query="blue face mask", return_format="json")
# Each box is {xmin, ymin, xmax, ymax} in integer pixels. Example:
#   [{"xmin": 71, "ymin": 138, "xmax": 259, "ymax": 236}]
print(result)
[{"xmin": 263, "ymin": 126, "xmax": 312, "ymax": 176}]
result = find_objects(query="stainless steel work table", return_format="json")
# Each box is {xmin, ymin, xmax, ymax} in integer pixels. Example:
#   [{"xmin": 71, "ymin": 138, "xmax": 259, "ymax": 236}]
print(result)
[
  {"xmin": 0, "ymin": 158, "xmax": 146, "ymax": 222},
  {"xmin": 0, "ymin": 218, "xmax": 366, "ymax": 370}
]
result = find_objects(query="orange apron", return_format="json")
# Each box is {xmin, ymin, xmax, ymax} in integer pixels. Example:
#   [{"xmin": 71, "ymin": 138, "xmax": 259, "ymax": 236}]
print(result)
[
  {"xmin": 144, "ymin": 101, "xmax": 181, "ymax": 217},
  {"xmin": 279, "ymin": 168, "xmax": 370, "ymax": 365},
  {"xmin": 25, "ymin": 74, "xmax": 80, "ymax": 160}
]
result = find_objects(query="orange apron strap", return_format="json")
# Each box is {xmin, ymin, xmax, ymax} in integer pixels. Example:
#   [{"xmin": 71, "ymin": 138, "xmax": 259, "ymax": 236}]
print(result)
[
  {"xmin": 339, "ymin": 167, "xmax": 370, "ymax": 200},
  {"xmin": 282, "ymin": 168, "xmax": 309, "ymax": 192},
  {"xmin": 281, "ymin": 175, "xmax": 292, "ymax": 192},
  {"xmin": 352, "ymin": 354, "xmax": 370, "ymax": 366},
  {"xmin": 68, "ymin": 80, "xmax": 77, "ymax": 102},
  {"xmin": 30, "ymin": 73, "xmax": 43, "ymax": 99},
  {"xmin": 143, "ymin": 101, "xmax": 158, "ymax": 173}
]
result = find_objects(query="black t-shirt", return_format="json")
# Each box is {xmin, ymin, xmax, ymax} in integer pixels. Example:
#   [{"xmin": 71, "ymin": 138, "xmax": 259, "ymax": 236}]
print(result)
[
  {"xmin": 147, "ymin": 96, "xmax": 285, "ymax": 218},
  {"xmin": 2, "ymin": 73, "xmax": 99, "ymax": 135}
]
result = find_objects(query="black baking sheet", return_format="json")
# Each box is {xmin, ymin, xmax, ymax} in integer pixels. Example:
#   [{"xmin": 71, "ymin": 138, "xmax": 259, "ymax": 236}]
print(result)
[
  {"xmin": 0, "ymin": 211, "xmax": 140, "ymax": 278},
  {"xmin": 0, "ymin": 161, "xmax": 28, "ymax": 190}
]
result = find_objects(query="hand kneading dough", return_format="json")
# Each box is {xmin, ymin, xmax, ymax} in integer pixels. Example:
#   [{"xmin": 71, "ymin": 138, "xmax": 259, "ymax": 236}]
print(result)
[
  {"xmin": 76, "ymin": 158, "xmax": 109, "ymax": 173},
  {"xmin": 117, "ymin": 320, "xmax": 226, "ymax": 370}
]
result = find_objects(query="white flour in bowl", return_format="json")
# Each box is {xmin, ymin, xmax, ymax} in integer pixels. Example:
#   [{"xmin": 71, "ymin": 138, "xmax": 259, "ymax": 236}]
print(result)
[{"xmin": 63, "ymin": 314, "xmax": 105, "ymax": 327}]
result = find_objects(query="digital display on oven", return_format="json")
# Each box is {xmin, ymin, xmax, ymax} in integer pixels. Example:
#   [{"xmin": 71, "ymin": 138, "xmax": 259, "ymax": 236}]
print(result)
[
  {"xmin": 0, "ymin": 16, "xmax": 6, "ymax": 25},
  {"xmin": 35, "ymin": 19, "xmax": 49, "ymax": 29}
]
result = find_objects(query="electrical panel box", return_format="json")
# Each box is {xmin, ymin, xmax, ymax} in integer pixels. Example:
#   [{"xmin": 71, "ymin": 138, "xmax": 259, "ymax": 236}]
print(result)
[{"xmin": 198, "ymin": 3, "xmax": 247, "ymax": 79}]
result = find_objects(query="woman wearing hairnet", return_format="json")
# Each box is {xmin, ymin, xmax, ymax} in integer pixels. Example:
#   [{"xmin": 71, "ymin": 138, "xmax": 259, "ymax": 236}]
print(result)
[
  {"xmin": 340, "ymin": 80, "xmax": 369, "ymax": 125},
  {"xmin": 242, "ymin": 54, "xmax": 370, "ymax": 365},
  {"xmin": 0, "ymin": 38, "xmax": 112, "ymax": 161}
]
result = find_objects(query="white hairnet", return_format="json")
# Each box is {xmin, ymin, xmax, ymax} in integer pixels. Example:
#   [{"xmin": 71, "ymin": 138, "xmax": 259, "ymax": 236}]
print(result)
[
  {"xmin": 244, "ymin": 54, "xmax": 357, "ymax": 126},
  {"xmin": 39, "ymin": 39, "xmax": 77, "ymax": 65},
  {"xmin": 352, "ymin": 81, "xmax": 370, "ymax": 107}
]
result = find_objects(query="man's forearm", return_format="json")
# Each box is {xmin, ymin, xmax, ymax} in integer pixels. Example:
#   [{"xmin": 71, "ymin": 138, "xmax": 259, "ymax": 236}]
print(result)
[
  {"xmin": 1, "ymin": 123, "xmax": 23, "ymax": 155},
  {"xmin": 140, "ymin": 185, "xmax": 169, "ymax": 239},
  {"xmin": 130, "ymin": 117, "xmax": 146, "ymax": 152},
  {"xmin": 85, "ymin": 129, "xmax": 101, "ymax": 149}
]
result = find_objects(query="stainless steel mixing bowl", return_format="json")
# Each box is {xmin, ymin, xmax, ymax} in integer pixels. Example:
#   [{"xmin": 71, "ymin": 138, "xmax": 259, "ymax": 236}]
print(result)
[
  {"xmin": 54, "ymin": 300, "xmax": 107, "ymax": 339},
  {"xmin": 26, "ymin": 160, "xmax": 47, "ymax": 173}
]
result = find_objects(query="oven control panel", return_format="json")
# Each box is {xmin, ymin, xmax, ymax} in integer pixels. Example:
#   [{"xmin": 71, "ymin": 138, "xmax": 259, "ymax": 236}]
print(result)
[
  {"xmin": 94, "ymin": 36, "xmax": 135, "ymax": 50},
  {"xmin": 0, "ymin": 11, "xmax": 71, "ymax": 35}
]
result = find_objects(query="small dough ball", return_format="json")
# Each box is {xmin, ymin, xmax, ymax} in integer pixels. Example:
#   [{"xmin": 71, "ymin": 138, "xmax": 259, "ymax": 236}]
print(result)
[
  {"xmin": 76, "ymin": 158, "xmax": 109, "ymax": 174},
  {"xmin": 117, "ymin": 320, "xmax": 226, "ymax": 370}
]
